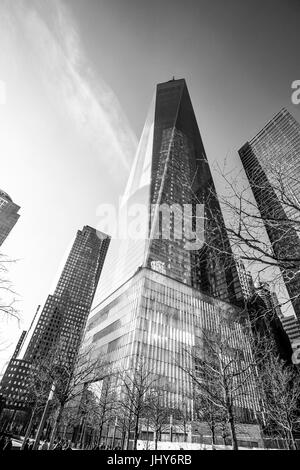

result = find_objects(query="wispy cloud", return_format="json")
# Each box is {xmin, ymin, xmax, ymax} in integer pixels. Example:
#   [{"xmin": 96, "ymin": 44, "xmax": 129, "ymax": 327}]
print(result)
[{"xmin": 1, "ymin": 0, "xmax": 137, "ymax": 174}]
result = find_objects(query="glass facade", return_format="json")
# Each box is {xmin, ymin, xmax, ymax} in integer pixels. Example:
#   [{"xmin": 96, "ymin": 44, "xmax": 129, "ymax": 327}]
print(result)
[
  {"xmin": 93, "ymin": 79, "xmax": 242, "ymax": 312},
  {"xmin": 146, "ymin": 81, "xmax": 241, "ymax": 303},
  {"xmin": 82, "ymin": 80, "xmax": 260, "ymax": 426},
  {"xmin": 239, "ymin": 109, "xmax": 300, "ymax": 322},
  {"xmin": 240, "ymin": 109, "xmax": 300, "ymax": 222},
  {"xmin": 84, "ymin": 268, "xmax": 259, "ymax": 418},
  {"xmin": 92, "ymin": 95, "xmax": 155, "ymax": 305}
]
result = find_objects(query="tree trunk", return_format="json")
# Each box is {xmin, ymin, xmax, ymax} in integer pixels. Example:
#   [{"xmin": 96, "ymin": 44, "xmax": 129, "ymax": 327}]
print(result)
[
  {"xmin": 288, "ymin": 429, "xmax": 297, "ymax": 450},
  {"xmin": 125, "ymin": 410, "xmax": 132, "ymax": 450},
  {"xmin": 228, "ymin": 411, "xmax": 238, "ymax": 451},
  {"xmin": 62, "ymin": 423, "xmax": 68, "ymax": 440},
  {"xmin": 133, "ymin": 415, "xmax": 139, "ymax": 450},
  {"xmin": 97, "ymin": 421, "xmax": 104, "ymax": 446},
  {"xmin": 49, "ymin": 403, "xmax": 64, "ymax": 448},
  {"xmin": 155, "ymin": 430, "xmax": 158, "ymax": 451},
  {"xmin": 224, "ymin": 377, "xmax": 238, "ymax": 451},
  {"xmin": 211, "ymin": 424, "xmax": 216, "ymax": 446},
  {"xmin": 121, "ymin": 428, "xmax": 126, "ymax": 450},
  {"xmin": 125, "ymin": 428, "xmax": 131, "ymax": 450},
  {"xmin": 79, "ymin": 420, "xmax": 86, "ymax": 449},
  {"xmin": 222, "ymin": 429, "xmax": 227, "ymax": 446},
  {"xmin": 21, "ymin": 407, "xmax": 36, "ymax": 449}
]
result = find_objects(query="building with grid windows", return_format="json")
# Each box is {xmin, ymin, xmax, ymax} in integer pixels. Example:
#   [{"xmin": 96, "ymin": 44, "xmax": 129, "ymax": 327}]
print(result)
[
  {"xmin": 246, "ymin": 281, "xmax": 293, "ymax": 364},
  {"xmin": 254, "ymin": 280, "xmax": 283, "ymax": 320},
  {"xmin": 11, "ymin": 331, "xmax": 27, "ymax": 360},
  {"xmin": 80, "ymin": 79, "xmax": 262, "ymax": 447},
  {"xmin": 0, "ymin": 226, "xmax": 110, "ymax": 421},
  {"xmin": 23, "ymin": 226, "xmax": 110, "ymax": 364},
  {"xmin": 239, "ymin": 109, "xmax": 300, "ymax": 323},
  {"xmin": 0, "ymin": 189, "xmax": 20, "ymax": 247},
  {"xmin": 281, "ymin": 315, "xmax": 300, "ymax": 347},
  {"xmin": 236, "ymin": 259, "xmax": 255, "ymax": 300}
]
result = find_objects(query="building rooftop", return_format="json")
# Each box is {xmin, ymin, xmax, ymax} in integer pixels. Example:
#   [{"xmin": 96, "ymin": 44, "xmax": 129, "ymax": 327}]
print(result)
[{"xmin": 0, "ymin": 189, "xmax": 12, "ymax": 202}]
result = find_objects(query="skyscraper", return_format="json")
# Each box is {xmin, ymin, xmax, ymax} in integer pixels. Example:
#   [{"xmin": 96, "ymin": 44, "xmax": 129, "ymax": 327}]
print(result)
[
  {"xmin": 92, "ymin": 79, "xmax": 242, "ymax": 309},
  {"xmin": 281, "ymin": 315, "xmax": 300, "ymax": 347},
  {"xmin": 246, "ymin": 281, "xmax": 293, "ymax": 364},
  {"xmin": 254, "ymin": 280, "xmax": 283, "ymax": 320},
  {"xmin": 0, "ymin": 226, "xmax": 110, "ymax": 419},
  {"xmin": 23, "ymin": 226, "xmax": 110, "ymax": 364},
  {"xmin": 82, "ymin": 79, "xmax": 261, "ymax": 444},
  {"xmin": 236, "ymin": 259, "xmax": 255, "ymax": 300},
  {"xmin": 11, "ymin": 331, "xmax": 27, "ymax": 360},
  {"xmin": 0, "ymin": 189, "xmax": 20, "ymax": 247},
  {"xmin": 239, "ymin": 109, "xmax": 300, "ymax": 323}
]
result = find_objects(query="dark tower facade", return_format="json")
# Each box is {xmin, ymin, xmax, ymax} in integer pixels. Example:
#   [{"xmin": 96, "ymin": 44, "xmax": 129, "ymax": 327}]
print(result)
[
  {"xmin": 239, "ymin": 109, "xmax": 300, "ymax": 323},
  {"xmin": 23, "ymin": 226, "xmax": 110, "ymax": 364},
  {"xmin": 146, "ymin": 80, "xmax": 242, "ymax": 303},
  {"xmin": 11, "ymin": 331, "xmax": 27, "ymax": 360},
  {"xmin": 0, "ymin": 226, "xmax": 110, "ymax": 414}
]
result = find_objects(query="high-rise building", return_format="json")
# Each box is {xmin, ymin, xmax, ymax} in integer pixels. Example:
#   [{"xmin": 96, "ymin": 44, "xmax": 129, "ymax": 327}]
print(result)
[
  {"xmin": 0, "ymin": 226, "xmax": 110, "ymax": 417},
  {"xmin": 81, "ymin": 79, "xmax": 261, "ymax": 445},
  {"xmin": 11, "ymin": 331, "xmax": 27, "ymax": 360},
  {"xmin": 0, "ymin": 189, "xmax": 20, "ymax": 247},
  {"xmin": 247, "ymin": 281, "xmax": 293, "ymax": 364},
  {"xmin": 23, "ymin": 226, "xmax": 110, "ymax": 364},
  {"xmin": 254, "ymin": 280, "xmax": 283, "ymax": 320},
  {"xmin": 236, "ymin": 259, "xmax": 255, "ymax": 300},
  {"xmin": 281, "ymin": 315, "xmax": 300, "ymax": 347},
  {"xmin": 92, "ymin": 79, "xmax": 243, "ymax": 310},
  {"xmin": 239, "ymin": 109, "xmax": 300, "ymax": 323}
]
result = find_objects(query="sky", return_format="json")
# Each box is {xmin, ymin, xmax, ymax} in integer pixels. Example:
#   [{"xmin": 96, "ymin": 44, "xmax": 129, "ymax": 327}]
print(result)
[{"xmin": 0, "ymin": 0, "xmax": 300, "ymax": 372}]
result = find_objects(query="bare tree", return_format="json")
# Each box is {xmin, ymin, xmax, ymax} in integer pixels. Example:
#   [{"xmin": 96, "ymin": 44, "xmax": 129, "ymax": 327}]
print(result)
[
  {"xmin": 257, "ymin": 354, "xmax": 300, "ymax": 450},
  {"xmin": 144, "ymin": 386, "xmax": 171, "ymax": 450},
  {"xmin": 69, "ymin": 384, "xmax": 107, "ymax": 449},
  {"xmin": 0, "ymin": 254, "xmax": 18, "ymax": 321},
  {"xmin": 20, "ymin": 358, "xmax": 56, "ymax": 448},
  {"xmin": 118, "ymin": 356, "xmax": 158, "ymax": 450},
  {"xmin": 214, "ymin": 157, "xmax": 300, "ymax": 316},
  {"xmin": 174, "ymin": 403, "xmax": 190, "ymax": 444},
  {"xmin": 77, "ymin": 376, "xmax": 118, "ymax": 448},
  {"xmin": 179, "ymin": 313, "xmax": 264, "ymax": 450},
  {"xmin": 0, "ymin": 254, "xmax": 19, "ymax": 366},
  {"xmin": 47, "ymin": 346, "xmax": 110, "ymax": 448},
  {"xmin": 20, "ymin": 337, "xmax": 110, "ymax": 448},
  {"xmin": 194, "ymin": 388, "xmax": 227, "ymax": 446},
  {"xmin": 115, "ymin": 402, "xmax": 133, "ymax": 450}
]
